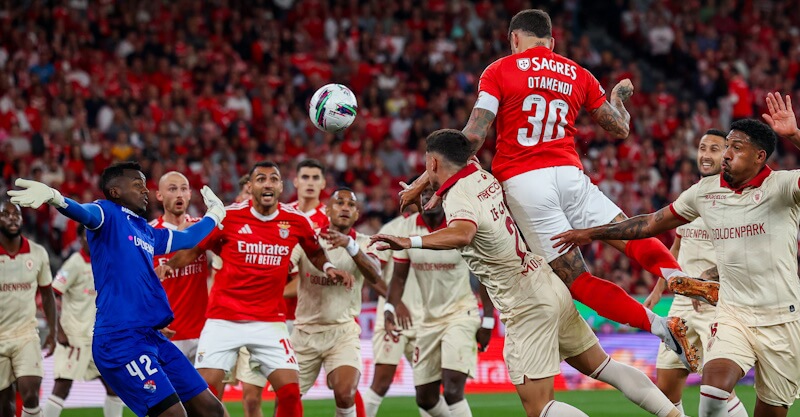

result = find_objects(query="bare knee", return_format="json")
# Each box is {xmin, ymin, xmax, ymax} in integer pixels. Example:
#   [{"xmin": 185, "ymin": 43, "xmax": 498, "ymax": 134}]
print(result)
[
  {"xmin": 442, "ymin": 371, "xmax": 467, "ymax": 404},
  {"xmin": 51, "ymin": 379, "xmax": 74, "ymax": 399},
  {"xmin": 701, "ymin": 359, "xmax": 742, "ymax": 393},
  {"xmin": 16, "ymin": 377, "xmax": 41, "ymax": 407},
  {"xmin": 415, "ymin": 382, "xmax": 441, "ymax": 410},
  {"xmin": 242, "ymin": 394, "xmax": 262, "ymax": 415},
  {"xmin": 370, "ymin": 365, "xmax": 396, "ymax": 396},
  {"xmin": 333, "ymin": 388, "xmax": 356, "ymax": 409}
]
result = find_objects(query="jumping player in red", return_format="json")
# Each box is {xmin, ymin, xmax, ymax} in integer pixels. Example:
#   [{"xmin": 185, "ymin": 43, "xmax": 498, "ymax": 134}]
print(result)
[
  {"xmin": 400, "ymin": 9, "xmax": 700, "ymax": 370},
  {"xmin": 166, "ymin": 162, "xmax": 355, "ymax": 417},
  {"xmin": 150, "ymin": 172, "xmax": 210, "ymax": 362}
]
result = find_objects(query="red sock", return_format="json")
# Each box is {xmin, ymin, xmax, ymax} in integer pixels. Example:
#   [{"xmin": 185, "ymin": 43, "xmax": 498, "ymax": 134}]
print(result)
[
  {"xmin": 275, "ymin": 383, "xmax": 303, "ymax": 417},
  {"xmin": 208, "ymin": 384, "xmax": 220, "ymax": 399},
  {"xmin": 15, "ymin": 391, "xmax": 22, "ymax": 417},
  {"xmin": 625, "ymin": 238, "xmax": 682, "ymax": 279},
  {"xmin": 570, "ymin": 272, "xmax": 652, "ymax": 332},
  {"xmin": 355, "ymin": 390, "xmax": 366, "ymax": 417}
]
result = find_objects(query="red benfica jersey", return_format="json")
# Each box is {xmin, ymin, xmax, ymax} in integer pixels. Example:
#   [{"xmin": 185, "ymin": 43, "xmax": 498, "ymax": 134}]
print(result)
[
  {"xmin": 478, "ymin": 46, "xmax": 607, "ymax": 182},
  {"xmin": 199, "ymin": 201, "xmax": 321, "ymax": 322},
  {"xmin": 150, "ymin": 215, "xmax": 209, "ymax": 341},
  {"xmin": 285, "ymin": 200, "xmax": 328, "ymax": 320}
]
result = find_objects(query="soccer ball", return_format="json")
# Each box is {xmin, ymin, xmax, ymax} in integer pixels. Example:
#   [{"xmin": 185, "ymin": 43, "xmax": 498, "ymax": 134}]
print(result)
[{"xmin": 308, "ymin": 83, "xmax": 358, "ymax": 133}]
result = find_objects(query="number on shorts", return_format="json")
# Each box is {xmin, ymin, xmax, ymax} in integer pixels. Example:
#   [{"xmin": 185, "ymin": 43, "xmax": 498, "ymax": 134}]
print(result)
[
  {"xmin": 413, "ymin": 346, "xmax": 420, "ymax": 364},
  {"xmin": 126, "ymin": 355, "xmax": 159, "ymax": 381},
  {"xmin": 279, "ymin": 338, "xmax": 294, "ymax": 355},
  {"xmin": 505, "ymin": 215, "xmax": 527, "ymax": 265},
  {"xmin": 517, "ymin": 94, "xmax": 570, "ymax": 146}
]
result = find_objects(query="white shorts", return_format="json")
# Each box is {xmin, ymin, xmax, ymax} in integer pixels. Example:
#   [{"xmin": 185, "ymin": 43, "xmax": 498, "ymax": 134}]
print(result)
[
  {"xmin": 53, "ymin": 342, "xmax": 100, "ymax": 381},
  {"xmin": 502, "ymin": 166, "xmax": 622, "ymax": 262},
  {"xmin": 172, "ymin": 339, "xmax": 199, "ymax": 364},
  {"xmin": 195, "ymin": 320, "xmax": 298, "ymax": 380}
]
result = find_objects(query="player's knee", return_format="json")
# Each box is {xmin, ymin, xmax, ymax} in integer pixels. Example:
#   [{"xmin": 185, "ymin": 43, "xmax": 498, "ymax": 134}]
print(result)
[
  {"xmin": 700, "ymin": 359, "xmax": 741, "ymax": 393},
  {"xmin": 442, "ymin": 383, "xmax": 464, "ymax": 404},
  {"xmin": 52, "ymin": 379, "xmax": 73, "ymax": 399},
  {"xmin": 242, "ymin": 394, "xmax": 262, "ymax": 414},
  {"xmin": 370, "ymin": 377, "xmax": 392, "ymax": 396},
  {"xmin": 333, "ymin": 390, "xmax": 356, "ymax": 409},
  {"xmin": 415, "ymin": 388, "xmax": 440, "ymax": 410}
]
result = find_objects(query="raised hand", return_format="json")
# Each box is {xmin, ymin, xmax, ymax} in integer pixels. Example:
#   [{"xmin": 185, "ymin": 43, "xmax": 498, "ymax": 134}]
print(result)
[
  {"xmin": 369, "ymin": 234, "xmax": 411, "ymax": 251},
  {"xmin": 762, "ymin": 92, "xmax": 798, "ymax": 138},
  {"xmin": 550, "ymin": 229, "xmax": 593, "ymax": 253},
  {"xmin": 611, "ymin": 78, "xmax": 634, "ymax": 102},
  {"xmin": 201, "ymin": 185, "xmax": 226, "ymax": 225}
]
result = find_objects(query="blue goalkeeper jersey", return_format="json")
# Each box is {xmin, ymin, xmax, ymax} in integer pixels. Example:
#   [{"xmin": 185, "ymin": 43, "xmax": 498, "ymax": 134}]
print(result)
[{"xmin": 86, "ymin": 200, "xmax": 176, "ymax": 335}]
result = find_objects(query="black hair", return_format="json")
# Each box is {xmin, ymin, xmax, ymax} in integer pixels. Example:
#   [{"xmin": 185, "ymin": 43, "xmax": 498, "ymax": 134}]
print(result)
[
  {"xmin": 99, "ymin": 161, "xmax": 142, "ymax": 200},
  {"xmin": 508, "ymin": 9, "xmax": 552, "ymax": 39},
  {"xmin": 296, "ymin": 159, "xmax": 326, "ymax": 176},
  {"xmin": 425, "ymin": 129, "xmax": 472, "ymax": 166},
  {"xmin": 333, "ymin": 186, "xmax": 354, "ymax": 194},
  {"xmin": 729, "ymin": 119, "xmax": 777, "ymax": 159},
  {"xmin": 248, "ymin": 161, "xmax": 281, "ymax": 178},
  {"xmin": 705, "ymin": 129, "xmax": 728, "ymax": 138}
]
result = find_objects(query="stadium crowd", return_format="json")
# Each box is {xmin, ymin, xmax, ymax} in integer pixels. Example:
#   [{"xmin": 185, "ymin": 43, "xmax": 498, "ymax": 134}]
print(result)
[{"xmin": 1, "ymin": 0, "xmax": 799, "ymax": 295}]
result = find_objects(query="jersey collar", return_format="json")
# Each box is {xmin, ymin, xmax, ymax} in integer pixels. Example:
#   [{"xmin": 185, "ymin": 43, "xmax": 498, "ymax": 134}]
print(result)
[
  {"xmin": 415, "ymin": 212, "xmax": 447, "ymax": 232},
  {"xmin": 0, "ymin": 237, "xmax": 31, "ymax": 258},
  {"xmin": 435, "ymin": 163, "xmax": 479, "ymax": 197},
  {"xmin": 250, "ymin": 201, "xmax": 280, "ymax": 222},
  {"xmin": 719, "ymin": 165, "xmax": 772, "ymax": 194}
]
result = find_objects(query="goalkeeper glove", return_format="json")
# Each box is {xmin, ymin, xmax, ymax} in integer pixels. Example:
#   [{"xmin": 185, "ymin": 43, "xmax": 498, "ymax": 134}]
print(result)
[
  {"xmin": 201, "ymin": 185, "xmax": 226, "ymax": 226},
  {"xmin": 7, "ymin": 178, "xmax": 67, "ymax": 209}
]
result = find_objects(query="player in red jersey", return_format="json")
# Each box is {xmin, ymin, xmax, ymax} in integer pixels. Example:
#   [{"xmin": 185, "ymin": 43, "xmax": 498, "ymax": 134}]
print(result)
[
  {"xmin": 166, "ymin": 162, "xmax": 354, "ymax": 417},
  {"xmin": 400, "ymin": 9, "xmax": 700, "ymax": 371},
  {"xmin": 149, "ymin": 172, "xmax": 210, "ymax": 362}
]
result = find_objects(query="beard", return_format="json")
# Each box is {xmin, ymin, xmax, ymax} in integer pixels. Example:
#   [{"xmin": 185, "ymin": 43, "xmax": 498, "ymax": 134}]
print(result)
[
  {"xmin": 722, "ymin": 171, "xmax": 734, "ymax": 184},
  {"xmin": 0, "ymin": 227, "xmax": 21, "ymax": 239}
]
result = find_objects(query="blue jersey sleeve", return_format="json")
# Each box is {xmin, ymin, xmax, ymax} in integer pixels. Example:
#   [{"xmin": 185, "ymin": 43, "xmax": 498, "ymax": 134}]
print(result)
[
  {"xmin": 151, "ymin": 216, "xmax": 216, "ymax": 255},
  {"xmin": 57, "ymin": 198, "xmax": 104, "ymax": 230}
]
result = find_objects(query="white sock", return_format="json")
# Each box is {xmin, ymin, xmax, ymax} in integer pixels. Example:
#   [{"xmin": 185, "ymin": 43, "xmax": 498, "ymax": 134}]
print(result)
[
  {"xmin": 674, "ymin": 400, "xmax": 684, "ymax": 416},
  {"xmin": 727, "ymin": 395, "xmax": 748, "ymax": 417},
  {"xmin": 422, "ymin": 397, "xmax": 451, "ymax": 417},
  {"xmin": 362, "ymin": 388, "xmax": 384, "ymax": 417},
  {"xmin": 447, "ymin": 399, "xmax": 472, "ymax": 416},
  {"xmin": 590, "ymin": 356, "xmax": 681, "ymax": 417},
  {"xmin": 419, "ymin": 408, "xmax": 433, "ymax": 417},
  {"xmin": 335, "ymin": 405, "xmax": 356, "ymax": 417},
  {"xmin": 649, "ymin": 314, "xmax": 668, "ymax": 339},
  {"xmin": 22, "ymin": 406, "xmax": 42, "ymax": 417},
  {"xmin": 540, "ymin": 400, "xmax": 589, "ymax": 416},
  {"xmin": 43, "ymin": 395, "xmax": 65, "ymax": 417},
  {"xmin": 103, "ymin": 395, "xmax": 125, "ymax": 417},
  {"xmin": 699, "ymin": 385, "xmax": 730, "ymax": 417}
]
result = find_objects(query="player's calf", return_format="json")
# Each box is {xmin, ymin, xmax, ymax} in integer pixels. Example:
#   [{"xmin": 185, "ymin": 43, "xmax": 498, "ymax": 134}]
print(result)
[
  {"xmin": 328, "ymin": 366, "xmax": 359, "ymax": 413},
  {"xmin": 184, "ymin": 390, "xmax": 225, "ymax": 417}
]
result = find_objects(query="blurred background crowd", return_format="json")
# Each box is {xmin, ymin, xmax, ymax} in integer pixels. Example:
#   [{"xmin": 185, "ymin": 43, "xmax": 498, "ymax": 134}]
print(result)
[{"xmin": 2, "ymin": 0, "xmax": 799, "ymax": 297}]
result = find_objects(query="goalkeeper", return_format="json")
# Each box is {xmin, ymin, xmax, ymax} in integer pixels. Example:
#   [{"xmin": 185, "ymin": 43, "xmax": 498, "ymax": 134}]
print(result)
[{"xmin": 7, "ymin": 162, "xmax": 226, "ymax": 417}]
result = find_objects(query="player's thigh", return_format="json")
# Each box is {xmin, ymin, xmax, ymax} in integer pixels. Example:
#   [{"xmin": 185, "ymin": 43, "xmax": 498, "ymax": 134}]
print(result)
[
  {"xmin": 92, "ymin": 329, "xmax": 179, "ymax": 417},
  {"xmin": 690, "ymin": 306, "xmax": 718, "ymax": 372},
  {"xmin": 703, "ymin": 311, "xmax": 756, "ymax": 388},
  {"xmin": 439, "ymin": 313, "xmax": 480, "ymax": 378},
  {"xmin": 515, "ymin": 376, "xmax": 556, "ymax": 417},
  {"xmin": 291, "ymin": 327, "xmax": 324, "ymax": 395},
  {"xmin": 502, "ymin": 168, "xmax": 573, "ymax": 263},
  {"xmin": 156, "ymin": 332, "xmax": 212, "ymax": 403},
  {"xmin": 411, "ymin": 325, "xmax": 445, "ymax": 386},
  {"xmin": 8, "ymin": 334, "xmax": 43, "ymax": 380},
  {"xmin": 0, "ymin": 357, "xmax": 12, "ymax": 391},
  {"xmin": 554, "ymin": 276, "xmax": 599, "ymax": 361},
  {"xmin": 752, "ymin": 320, "xmax": 800, "ymax": 408},
  {"xmin": 558, "ymin": 166, "xmax": 622, "ymax": 230},
  {"xmin": 232, "ymin": 347, "xmax": 268, "ymax": 388},
  {"xmin": 503, "ymin": 293, "xmax": 561, "ymax": 385},
  {"xmin": 245, "ymin": 321, "xmax": 299, "ymax": 380},
  {"xmin": 321, "ymin": 323, "xmax": 363, "ymax": 384},
  {"xmin": 195, "ymin": 319, "xmax": 248, "ymax": 373},
  {"xmin": 54, "ymin": 342, "xmax": 95, "ymax": 381}
]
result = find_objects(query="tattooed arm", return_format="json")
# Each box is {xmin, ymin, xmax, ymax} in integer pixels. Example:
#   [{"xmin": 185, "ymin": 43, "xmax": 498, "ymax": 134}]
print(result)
[
  {"xmin": 463, "ymin": 107, "xmax": 497, "ymax": 156},
  {"xmin": 590, "ymin": 79, "xmax": 633, "ymax": 139},
  {"xmin": 551, "ymin": 206, "xmax": 688, "ymax": 253}
]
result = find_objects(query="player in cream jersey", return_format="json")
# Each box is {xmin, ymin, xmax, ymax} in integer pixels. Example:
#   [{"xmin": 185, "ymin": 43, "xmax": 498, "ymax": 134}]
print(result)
[
  {"xmin": 290, "ymin": 188, "xmax": 387, "ymax": 417},
  {"xmin": 362, "ymin": 213, "xmax": 426, "ymax": 417},
  {"xmin": 383, "ymin": 185, "xmax": 494, "ymax": 417},
  {"xmin": 644, "ymin": 131, "xmax": 749, "ymax": 417},
  {"xmin": 373, "ymin": 129, "xmax": 686, "ymax": 417},
  {"xmin": 43, "ymin": 225, "xmax": 124, "ymax": 417},
  {"xmin": 0, "ymin": 199, "xmax": 57, "ymax": 417},
  {"xmin": 552, "ymin": 98, "xmax": 800, "ymax": 417}
]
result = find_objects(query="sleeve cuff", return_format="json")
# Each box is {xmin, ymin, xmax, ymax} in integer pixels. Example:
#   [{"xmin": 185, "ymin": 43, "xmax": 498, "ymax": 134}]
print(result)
[{"xmin": 668, "ymin": 203, "xmax": 690, "ymax": 223}]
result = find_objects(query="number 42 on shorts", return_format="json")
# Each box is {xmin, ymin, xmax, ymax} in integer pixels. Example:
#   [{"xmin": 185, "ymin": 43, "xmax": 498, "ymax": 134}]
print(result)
[{"xmin": 126, "ymin": 355, "xmax": 159, "ymax": 380}]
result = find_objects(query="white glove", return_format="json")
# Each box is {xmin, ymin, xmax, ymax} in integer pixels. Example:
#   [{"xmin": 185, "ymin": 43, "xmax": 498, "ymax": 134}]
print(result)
[
  {"xmin": 7, "ymin": 178, "xmax": 67, "ymax": 209},
  {"xmin": 201, "ymin": 185, "xmax": 226, "ymax": 225}
]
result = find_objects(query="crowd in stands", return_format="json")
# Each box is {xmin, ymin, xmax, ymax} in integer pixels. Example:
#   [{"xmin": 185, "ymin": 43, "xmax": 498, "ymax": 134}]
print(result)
[{"xmin": 2, "ymin": 0, "xmax": 798, "ymax": 296}]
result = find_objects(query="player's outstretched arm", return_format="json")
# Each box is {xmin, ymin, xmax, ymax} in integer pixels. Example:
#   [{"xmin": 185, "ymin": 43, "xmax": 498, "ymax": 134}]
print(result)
[
  {"xmin": 167, "ymin": 246, "xmax": 206, "ymax": 270},
  {"xmin": 306, "ymin": 247, "xmax": 356, "ymax": 289},
  {"xmin": 370, "ymin": 220, "xmax": 477, "ymax": 252},
  {"xmin": 763, "ymin": 91, "xmax": 800, "ymax": 149},
  {"xmin": 8, "ymin": 179, "xmax": 104, "ymax": 229},
  {"xmin": 162, "ymin": 186, "xmax": 226, "ymax": 254},
  {"xmin": 590, "ymin": 79, "xmax": 633, "ymax": 139},
  {"xmin": 551, "ymin": 206, "xmax": 686, "ymax": 253}
]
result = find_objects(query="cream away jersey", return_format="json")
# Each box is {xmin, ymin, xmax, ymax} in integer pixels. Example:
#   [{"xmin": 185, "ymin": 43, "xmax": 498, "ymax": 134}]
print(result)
[
  {"xmin": 672, "ymin": 217, "xmax": 716, "ymax": 309},
  {"xmin": 392, "ymin": 213, "xmax": 477, "ymax": 323},
  {"xmin": 292, "ymin": 230, "xmax": 369, "ymax": 333},
  {"xmin": 368, "ymin": 215, "xmax": 424, "ymax": 331},
  {"xmin": 436, "ymin": 164, "xmax": 550, "ymax": 316},
  {"xmin": 670, "ymin": 167, "xmax": 800, "ymax": 326},
  {"xmin": 52, "ymin": 250, "xmax": 96, "ymax": 344},
  {"xmin": 0, "ymin": 238, "xmax": 52, "ymax": 337}
]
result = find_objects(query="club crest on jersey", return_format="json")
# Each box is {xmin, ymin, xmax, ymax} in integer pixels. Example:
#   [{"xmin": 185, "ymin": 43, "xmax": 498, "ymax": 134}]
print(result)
[
  {"xmin": 278, "ymin": 222, "xmax": 291, "ymax": 239},
  {"xmin": 143, "ymin": 380, "xmax": 156, "ymax": 393},
  {"xmin": 25, "ymin": 259, "xmax": 33, "ymax": 270},
  {"xmin": 516, "ymin": 58, "xmax": 531, "ymax": 71},
  {"xmin": 752, "ymin": 189, "xmax": 764, "ymax": 205}
]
